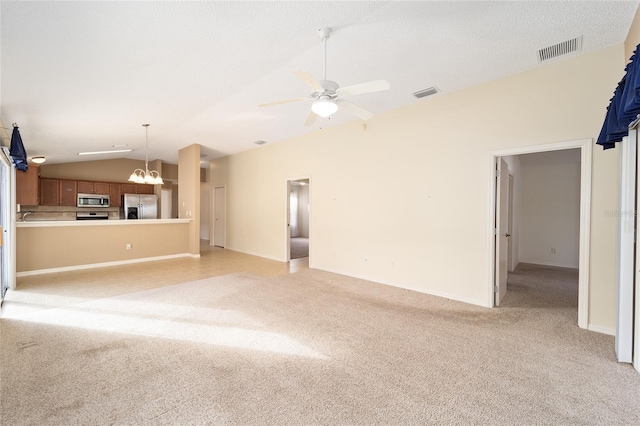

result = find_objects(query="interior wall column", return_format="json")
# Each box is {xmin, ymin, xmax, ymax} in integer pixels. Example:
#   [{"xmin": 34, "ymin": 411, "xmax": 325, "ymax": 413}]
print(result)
[{"xmin": 178, "ymin": 144, "xmax": 201, "ymax": 256}]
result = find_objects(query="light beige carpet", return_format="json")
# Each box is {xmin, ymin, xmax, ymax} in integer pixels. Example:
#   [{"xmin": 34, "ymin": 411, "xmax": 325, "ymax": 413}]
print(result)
[
  {"xmin": 1, "ymin": 265, "xmax": 639, "ymax": 424},
  {"xmin": 290, "ymin": 237, "xmax": 309, "ymax": 259}
]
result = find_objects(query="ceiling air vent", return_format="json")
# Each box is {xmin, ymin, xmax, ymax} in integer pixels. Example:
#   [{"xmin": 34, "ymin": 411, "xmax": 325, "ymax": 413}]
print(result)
[
  {"xmin": 254, "ymin": 140, "xmax": 267, "ymax": 145},
  {"xmin": 538, "ymin": 36, "xmax": 583, "ymax": 63},
  {"xmin": 413, "ymin": 87, "xmax": 439, "ymax": 99}
]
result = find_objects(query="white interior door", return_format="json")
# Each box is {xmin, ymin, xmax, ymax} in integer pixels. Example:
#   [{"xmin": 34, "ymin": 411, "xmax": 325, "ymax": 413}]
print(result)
[
  {"xmin": 161, "ymin": 188, "xmax": 172, "ymax": 219},
  {"xmin": 0, "ymin": 159, "xmax": 6, "ymax": 302},
  {"xmin": 617, "ymin": 134, "xmax": 635, "ymax": 363},
  {"xmin": 0, "ymin": 148, "xmax": 14, "ymax": 301},
  {"xmin": 213, "ymin": 187, "xmax": 225, "ymax": 248},
  {"xmin": 495, "ymin": 158, "xmax": 509, "ymax": 306},
  {"xmin": 632, "ymin": 129, "xmax": 640, "ymax": 371}
]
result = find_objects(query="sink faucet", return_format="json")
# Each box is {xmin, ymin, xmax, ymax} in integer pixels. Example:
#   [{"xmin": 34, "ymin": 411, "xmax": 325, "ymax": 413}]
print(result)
[{"xmin": 21, "ymin": 211, "xmax": 33, "ymax": 221}]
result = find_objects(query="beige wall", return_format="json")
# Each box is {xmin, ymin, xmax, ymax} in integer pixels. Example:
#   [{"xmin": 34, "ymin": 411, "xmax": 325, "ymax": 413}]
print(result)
[
  {"xmin": 519, "ymin": 150, "xmax": 581, "ymax": 269},
  {"xmin": 625, "ymin": 5, "xmax": 640, "ymax": 59},
  {"xmin": 178, "ymin": 144, "xmax": 201, "ymax": 254},
  {"xmin": 17, "ymin": 223, "xmax": 190, "ymax": 272},
  {"xmin": 41, "ymin": 158, "xmax": 146, "ymax": 182},
  {"xmin": 212, "ymin": 45, "xmax": 624, "ymax": 330},
  {"xmin": 0, "ymin": 118, "xmax": 11, "ymax": 147},
  {"xmin": 41, "ymin": 158, "xmax": 178, "ymax": 184}
]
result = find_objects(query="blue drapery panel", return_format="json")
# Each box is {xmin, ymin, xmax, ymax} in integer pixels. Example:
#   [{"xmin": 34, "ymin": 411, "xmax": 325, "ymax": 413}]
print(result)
[
  {"xmin": 597, "ymin": 45, "xmax": 640, "ymax": 149},
  {"xmin": 9, "ymin": 125, "xmax": 28, "ymax": 172}
]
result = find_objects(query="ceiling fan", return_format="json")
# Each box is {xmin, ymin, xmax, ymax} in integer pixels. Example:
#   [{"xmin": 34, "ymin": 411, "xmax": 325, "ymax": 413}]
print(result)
[{"xmin": 259, "ymin": 27, "xmax": 390, "ymax": 126}]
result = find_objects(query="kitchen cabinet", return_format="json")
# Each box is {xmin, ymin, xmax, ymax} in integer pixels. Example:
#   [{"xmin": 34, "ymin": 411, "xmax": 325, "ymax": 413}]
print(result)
[
  {"xmin": 137, "ymin": 184, "xmax": 155, "ymax": 195},
  {"xmin": 77, "ymin": 181, "xmax": 110, "ymax": 195},
  {"xmin": 40, "ymin": 179, "xmax": 77, "ymax": 206},
  {"xmin": 121, "ymin": 183, "xmax": 155, "ymax": 195},
  {"xmin": 16, "ymin": 165, "xmax": 40, "ymax": 205},
  {"xmin": 109, "ymin": 183, "xmax": 122, "ymax": 207}
]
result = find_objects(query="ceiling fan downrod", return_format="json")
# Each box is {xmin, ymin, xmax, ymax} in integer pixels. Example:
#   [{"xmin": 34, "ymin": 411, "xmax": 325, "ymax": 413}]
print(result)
[{"xmin": 318, "ymin": 27, "xmax": 331, "ymax": 81}]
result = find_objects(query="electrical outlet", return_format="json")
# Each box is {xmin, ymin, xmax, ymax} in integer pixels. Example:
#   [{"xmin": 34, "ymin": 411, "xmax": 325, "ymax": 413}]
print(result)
[
  {"xmin": 551, "ymin": 247, "xmax": 556, "ymax": 254},
  {"xmin": 126, "ymin": 244, "xmax": 132, "ymax": 250},
  {"xmin": 364, "ymin": 256, "xmax": 368, "ymax": 263}
]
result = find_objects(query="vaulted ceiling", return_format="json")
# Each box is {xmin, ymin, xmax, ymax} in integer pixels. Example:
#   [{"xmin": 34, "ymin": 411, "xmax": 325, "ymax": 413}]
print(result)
[{"xmin": 1, "ymin": 1, "xmax": 638, "ymax": 166}]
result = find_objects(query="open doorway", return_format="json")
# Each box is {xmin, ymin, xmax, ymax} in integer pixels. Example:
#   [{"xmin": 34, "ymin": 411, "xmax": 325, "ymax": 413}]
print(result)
[
  {"xmin": 489, "ymin": 140, "xmax": 592, "ymax": 328},
  {"xmin": 287, "ymin": 178, "xmax": 310, "ymax": 261}
]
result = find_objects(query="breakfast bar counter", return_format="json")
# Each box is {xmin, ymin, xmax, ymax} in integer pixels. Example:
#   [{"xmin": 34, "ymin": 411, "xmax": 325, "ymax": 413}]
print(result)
[
  {"xmin": 17, "ymin": 219, "xmax": 193, "ymax": 275},
  {"xmin": 17, "ymin": 218, "xmax": 190, "ymax": 227}
]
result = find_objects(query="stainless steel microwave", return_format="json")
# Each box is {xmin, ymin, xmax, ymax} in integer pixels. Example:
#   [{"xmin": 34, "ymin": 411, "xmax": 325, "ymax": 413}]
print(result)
[{"xmin": 77, "ymin": 193, "xmax": 110, "ymax": 208}]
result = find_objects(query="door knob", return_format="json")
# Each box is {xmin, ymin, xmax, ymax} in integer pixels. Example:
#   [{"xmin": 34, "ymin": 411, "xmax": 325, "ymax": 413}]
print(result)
[{"xmin": 505, "ymin": 233, "xmax": 511, "ymax": 237}]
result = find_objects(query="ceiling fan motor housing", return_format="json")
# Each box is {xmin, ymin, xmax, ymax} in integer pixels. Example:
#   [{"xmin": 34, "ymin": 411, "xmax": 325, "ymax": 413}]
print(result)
[{"xmin": 314, "ymin": 80, "xmax": 339, "ymax": 98}]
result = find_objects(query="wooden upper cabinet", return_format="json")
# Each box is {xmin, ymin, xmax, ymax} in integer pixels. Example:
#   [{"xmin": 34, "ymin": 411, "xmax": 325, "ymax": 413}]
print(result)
[
  {"xmin": 40, "ymin": 178, "xmax": 77, "ymax": 206},
  {"xmin": 40, "ymin": 178, "xmax": 60, "ymax": 206},
  {"xmin": 109, "ymin": 183, "xmax": 122, "ymax": 207},
  {"xmin": 59, "ymin": 180, "xmax": 77, "ymax": 206},
  {"xmin": 16, "ymin": 165, "xmax": 40, "ymax": 205},
  {"xmin": 77, "ymin": 181, "xmax": 93, "ymax": 194},
  {"xmin": 121, "ymin": 183, "xmax": 154, "ymax": 195},
  {"xmin": 120, "ymin": 183, "xmax": 137, "ymax": 195},
  {"xmin": 78, "ymin": 181, "xmax": 110, "ymax": 194},
  {"xmin": 35, "ymin": 177, "xmax": 153, "ymax": 207},
  {"xmin": 137, "ymin": 184, "xmax": 155, "ymax": 195},
  {"xmin": 94, "ymin": 182, "xmax": 110, "ymax": 194}
]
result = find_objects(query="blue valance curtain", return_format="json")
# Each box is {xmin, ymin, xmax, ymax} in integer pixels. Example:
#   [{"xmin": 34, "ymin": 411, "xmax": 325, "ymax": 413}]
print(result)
[
  {"xmin": 597, "ymin": 45, "xmax": 640, "ymax": 149},
  {"xmin": 9, "ymin": 124, "xmax": 28, "ymax": 172}
]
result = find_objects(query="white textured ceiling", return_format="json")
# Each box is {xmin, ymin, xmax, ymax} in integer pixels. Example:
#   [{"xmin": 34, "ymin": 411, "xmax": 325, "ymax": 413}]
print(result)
[{"xmin": 1, "ymin": 1, "xmax": 638, "ymax": 166}]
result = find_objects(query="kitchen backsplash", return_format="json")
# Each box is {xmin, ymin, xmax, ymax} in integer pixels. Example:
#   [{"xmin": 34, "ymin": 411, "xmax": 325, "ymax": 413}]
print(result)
[{"xmin": 19, "ymin": 205, "xmax": 121, "ymax": 221}]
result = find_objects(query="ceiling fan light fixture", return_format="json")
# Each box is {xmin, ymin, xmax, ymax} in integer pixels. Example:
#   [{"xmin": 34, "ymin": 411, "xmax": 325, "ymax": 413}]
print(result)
[
  {"xmin": 312, "ymin": 97, "xmax": 338, "ymax": 118},
  {"xmin": 31, "ymin": 156, "xmax": 46, "ymax": 164}
]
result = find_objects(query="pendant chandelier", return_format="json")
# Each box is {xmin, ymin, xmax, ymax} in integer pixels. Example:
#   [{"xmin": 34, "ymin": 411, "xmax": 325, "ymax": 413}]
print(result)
[{"xmin": 128, "ymin": 124, "xmax": 163, "ymax": 185}]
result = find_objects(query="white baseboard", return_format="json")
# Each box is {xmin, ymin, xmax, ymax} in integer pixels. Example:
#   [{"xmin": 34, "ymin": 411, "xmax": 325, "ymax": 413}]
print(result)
[
  {"xmin": 519, "ymin": 260, "xmax": 579, "ymax": 269},
  {"xmin": 227, "ymin": 247, "xmax": 284, "ymax": 262},
  {"xmin": 587, "ymin": 324, "xmax": 615, "ymax": 336},
  {"xmin": 319, "ymin": 266, "xmax": 490, "ymax": 308},
  {"xmin": 16, "ymin": 253, "xmax": 195, "ymax": 277}
]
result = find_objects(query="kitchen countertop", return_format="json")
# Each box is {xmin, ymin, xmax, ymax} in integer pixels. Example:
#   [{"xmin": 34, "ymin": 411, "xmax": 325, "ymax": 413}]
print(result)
[{"xmin": 17, "ymin": 218, "xmax": 191, "ymax": 227}]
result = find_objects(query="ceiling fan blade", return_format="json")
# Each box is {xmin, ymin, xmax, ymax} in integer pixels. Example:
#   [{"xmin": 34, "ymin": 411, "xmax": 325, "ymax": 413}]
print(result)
[
  {"xmin": 336, "ymin": 100, "xmax": 374, "ymax": 120},
  {"xmin": 259, "ymin": 97, "xmax": 307, "ymax": 108},
  {"xmin": 293, "ymin": 71, "xmax": 325, "ymax": 92},
  {"xmin": 303, "ymin": 110, "xmax": 318, "ymax": 127},
  {"xmin": 336, "ymin": 80, "xmax": 390, "ymax": 97}
]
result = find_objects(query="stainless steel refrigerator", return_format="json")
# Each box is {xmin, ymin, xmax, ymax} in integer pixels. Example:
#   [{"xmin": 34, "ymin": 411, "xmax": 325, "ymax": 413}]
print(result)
[{"xmin": 123, "ymin": 193, "xmax": 158, "ymax": 219}]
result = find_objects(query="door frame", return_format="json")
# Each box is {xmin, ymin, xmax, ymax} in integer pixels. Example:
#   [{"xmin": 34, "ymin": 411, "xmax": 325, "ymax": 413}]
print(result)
[
  {"xmin": 488, "ymin": 139, "xmax": 591, "ymax": 330},
  {"xmin": 0, "ymin": 148, "xmax": 16, "ymax": 298},
  {"xmin": 507, "ymin": 174, "xmax": 514, "ymax": 272},
  {"xmin": 285, "ymin": 175, "xmax": 311, "ymax": 262}
]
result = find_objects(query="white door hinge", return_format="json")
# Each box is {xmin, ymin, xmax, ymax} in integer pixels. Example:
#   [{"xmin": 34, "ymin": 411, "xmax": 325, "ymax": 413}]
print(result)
[
  {"xmin": 496, "ymin": 169, "xmax": 501, "ymax": 178},
  {"xmin": 494, "ymin": 285, "xmax": 499, "ymax": 293}
]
